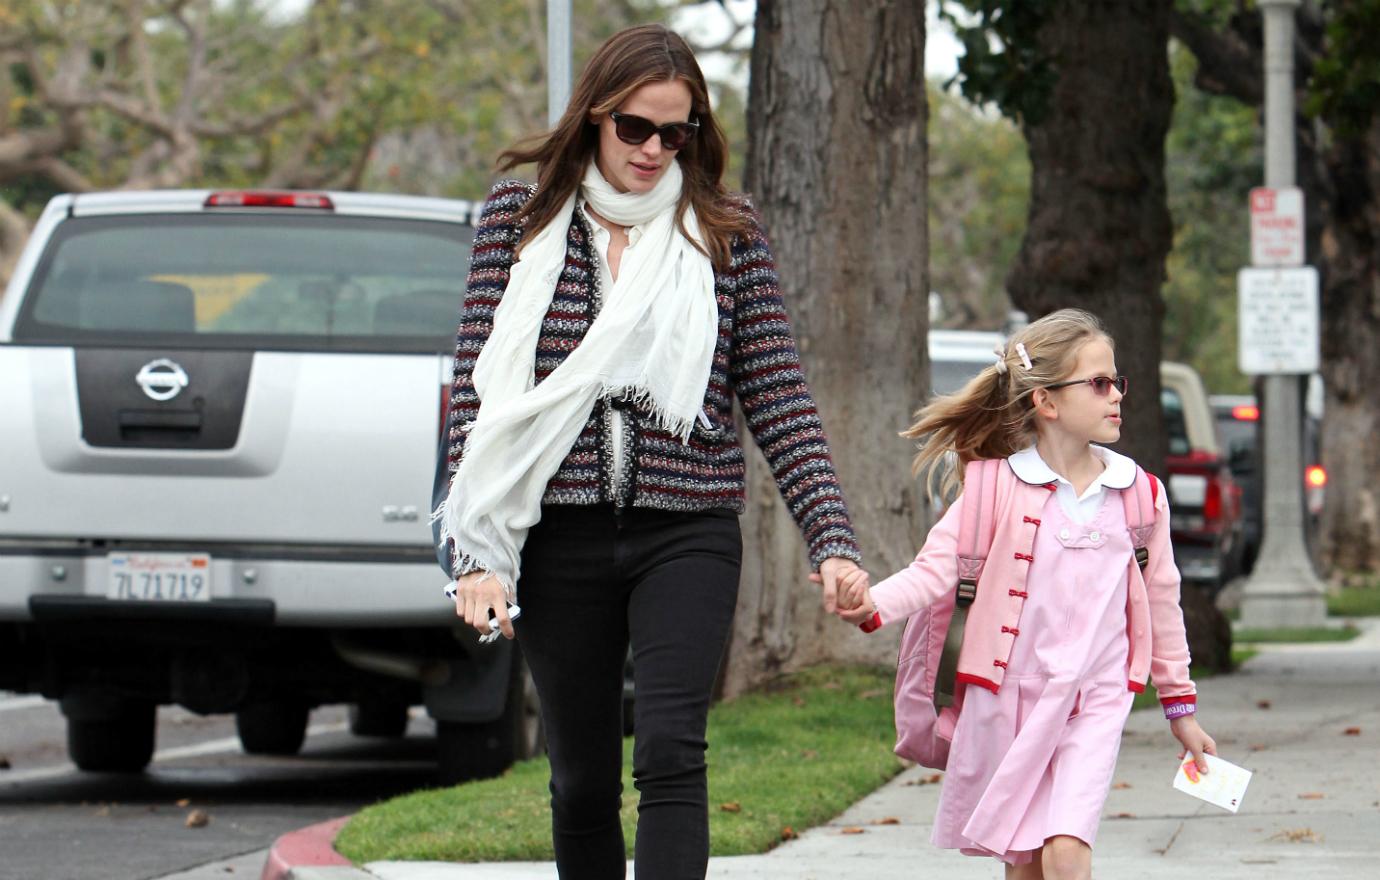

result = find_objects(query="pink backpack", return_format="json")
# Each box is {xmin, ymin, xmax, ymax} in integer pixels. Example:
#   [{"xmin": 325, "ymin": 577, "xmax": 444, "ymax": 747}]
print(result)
[{"xmin": 892, "ymin": 458, "xmax": 1158, "ymax": 769}]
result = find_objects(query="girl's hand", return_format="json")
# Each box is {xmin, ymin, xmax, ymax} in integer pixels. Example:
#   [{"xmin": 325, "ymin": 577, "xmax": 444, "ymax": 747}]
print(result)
[
  {"xmin": 837, "ymin": 589, "xmax": 877, "ymax": 627},
  {"xmin": 1170, "ymin": 715, "xmax": 1216, "ymax": 774},
  {"xmin": 452, "ymin": 570, "xmax": 515, "ymax": 640},
  {"xmin": 809, "ymin": 557, "xmax": 866, "ymax": 613}
]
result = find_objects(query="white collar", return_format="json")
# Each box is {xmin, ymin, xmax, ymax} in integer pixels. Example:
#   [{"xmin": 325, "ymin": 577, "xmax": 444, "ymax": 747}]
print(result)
[{"xmin": 1007, "ymin": 444, "xmax": 1137, "ymax": 491}]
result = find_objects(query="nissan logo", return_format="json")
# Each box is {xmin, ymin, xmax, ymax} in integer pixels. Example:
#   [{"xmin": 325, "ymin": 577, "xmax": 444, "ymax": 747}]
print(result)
[{"xmin": 136, "ymin": 358, "xmax": 189, "ymax": 402}]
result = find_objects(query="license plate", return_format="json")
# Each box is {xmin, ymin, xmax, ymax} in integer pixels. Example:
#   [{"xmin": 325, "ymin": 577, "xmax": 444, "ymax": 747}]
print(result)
[{"xmin": 107, "ymin": 553, "xmax": 213, "ymax": 602}]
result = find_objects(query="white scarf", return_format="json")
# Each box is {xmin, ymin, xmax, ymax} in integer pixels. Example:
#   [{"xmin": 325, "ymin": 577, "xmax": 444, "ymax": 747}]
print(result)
[{"xmin": 435, "ymin": 161, "xmax": 719, "ymax": 596}]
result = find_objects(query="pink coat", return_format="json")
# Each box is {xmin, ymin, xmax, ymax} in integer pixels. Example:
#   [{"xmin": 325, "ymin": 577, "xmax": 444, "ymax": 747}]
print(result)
[{"xmin": 871, "ymin": 458, "xmax": 1195, "ymax": 710}]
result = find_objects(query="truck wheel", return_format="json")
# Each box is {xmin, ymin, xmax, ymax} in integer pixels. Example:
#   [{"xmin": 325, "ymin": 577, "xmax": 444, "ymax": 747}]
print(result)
[
  {"xmin": 436, "ymin": 652, "xmax": 543, "ymax": 785},
  {"xmin": 349, "ymin": 701, "xmax": 409, "ymax": 738},
  {"xmin": 67, "ymin": 702, "xmax": 156, "ymax": 773},
  {"xmin": 236, "ymin": 701, "xmax": 309, "ymax": 755}
]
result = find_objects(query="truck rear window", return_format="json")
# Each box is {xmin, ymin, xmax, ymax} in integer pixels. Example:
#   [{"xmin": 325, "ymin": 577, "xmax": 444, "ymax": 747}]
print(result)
[{"xmin": 12, "ymin": 213, "xmax": 473, "ymax": 353}]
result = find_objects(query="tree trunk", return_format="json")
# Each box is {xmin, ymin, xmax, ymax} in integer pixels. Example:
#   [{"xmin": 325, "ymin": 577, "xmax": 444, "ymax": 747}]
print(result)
[
  {"xmin": 727, "ymin": 0, "xmax": 928, "ymax": 697},
  {"xmin": 1317, "ymin": 116, "xmax": 1380, "ymax": 574},
  {"xmin": 0, "ymin": 203, "xmax": 29, "ymax": 294},
  {"xmin": 1008, "ymin": 0, "xmax": 1173, "ymax": 481}
]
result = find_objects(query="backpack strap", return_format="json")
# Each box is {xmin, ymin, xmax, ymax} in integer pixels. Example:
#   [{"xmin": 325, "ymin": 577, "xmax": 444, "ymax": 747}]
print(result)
[
  {"xmin": 955, "ymin": 458, "xmax": 1003, "ymax": 607},
  {"xmin": 1121, "ymin": 466, "xmax": 1158, "ymax": 571}
]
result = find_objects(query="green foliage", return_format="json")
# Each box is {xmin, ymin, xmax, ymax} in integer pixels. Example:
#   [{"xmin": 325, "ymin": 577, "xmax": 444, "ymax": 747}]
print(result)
[
  {"xmin": 927, "ymin": 80, "xmax": 1029, "ymax": 328},
  {"xmin": 1305, "ymin": 0, "xmax": 1380, "ymax": 138},
  {"xmin": 334, "ymin": 665, "xmax": 902, "ymax": 863},
  {"xmin": 937, "ymin": 0, "xmax": 1058, "ymax": 127}
]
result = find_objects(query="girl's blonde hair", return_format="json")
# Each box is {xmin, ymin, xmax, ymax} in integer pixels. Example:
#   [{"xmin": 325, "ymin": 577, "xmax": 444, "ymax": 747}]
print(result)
[{"xmin": 906, "ymin": 308, "xmax": 1114, "ymax": 496}]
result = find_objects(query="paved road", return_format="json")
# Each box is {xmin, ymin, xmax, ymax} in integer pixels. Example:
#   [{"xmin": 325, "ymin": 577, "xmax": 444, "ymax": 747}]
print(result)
[{"xmin": 0, "ymin": 695, "xmax": 444, "ymax": 880}]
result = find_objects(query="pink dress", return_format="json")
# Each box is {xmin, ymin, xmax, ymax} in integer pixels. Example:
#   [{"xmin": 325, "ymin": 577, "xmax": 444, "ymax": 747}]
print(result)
[{"xmin": 931, "ymin": 490, "xmax": 1136, "ymax": 865}]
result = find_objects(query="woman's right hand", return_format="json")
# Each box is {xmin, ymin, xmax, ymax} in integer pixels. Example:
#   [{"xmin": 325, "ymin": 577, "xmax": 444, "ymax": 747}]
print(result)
[{"xmin": 452, "ymin": 571, "xmax": 515, "ymax": 640}]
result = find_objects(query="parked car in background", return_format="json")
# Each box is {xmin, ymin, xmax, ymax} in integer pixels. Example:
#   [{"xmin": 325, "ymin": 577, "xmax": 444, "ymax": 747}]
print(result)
[
  {"xmin": 0, "ymin": 189, "xmax": 541, "ymax": 783},
  {"xmin": 1161, "ymin": 362, "xmax": 1245, "ymax": 591},
  {"xmin": 1211, "ymin": 379, "xmax": 1324, "ymax": 573}
]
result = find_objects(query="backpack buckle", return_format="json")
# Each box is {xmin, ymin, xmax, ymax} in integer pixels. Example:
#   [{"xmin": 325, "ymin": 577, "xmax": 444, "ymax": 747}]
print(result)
[
  {"xmin": 1134, "ymin": 546, "xmax": 1149, "ymax": 570},
  {"xmin": 956, "ymin": 578, "xmax": 977, "ymax": 608}
]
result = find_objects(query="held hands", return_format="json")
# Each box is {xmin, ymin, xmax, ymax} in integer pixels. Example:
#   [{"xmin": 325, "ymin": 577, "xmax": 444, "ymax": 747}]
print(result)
[
  {"xmin": 1171, "ymin": 715, "xmax": 1217, "ymax": 774},
  {"xmin": 451, "ymin": 570, "xmax": 516, "ymax": 640},
  {"xmin": 808, "ymin": 558, "xmax": 876, "ymax": 627}
]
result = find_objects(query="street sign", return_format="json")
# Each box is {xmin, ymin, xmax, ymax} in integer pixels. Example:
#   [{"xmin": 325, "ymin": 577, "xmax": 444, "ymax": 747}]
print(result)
[
  {"xmin": 1250, "ymin": 186, "xmax": 1305, "ymax": 266},
  {"xmin": 1238, "ymin": 267, "xmax": 1319, "ymax": 374}
]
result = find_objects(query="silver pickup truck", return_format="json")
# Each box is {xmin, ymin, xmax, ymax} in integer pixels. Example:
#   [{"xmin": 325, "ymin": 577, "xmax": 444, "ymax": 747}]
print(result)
[{"xmin": 0, "ymin": 189, "xmax": 539, "ymax": 782}]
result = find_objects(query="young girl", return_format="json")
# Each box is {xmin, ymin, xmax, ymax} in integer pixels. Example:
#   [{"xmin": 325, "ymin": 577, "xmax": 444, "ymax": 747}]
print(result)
[{"xmin": 839, "ymin": 309, "xmax": 1216, "ymax": 880}]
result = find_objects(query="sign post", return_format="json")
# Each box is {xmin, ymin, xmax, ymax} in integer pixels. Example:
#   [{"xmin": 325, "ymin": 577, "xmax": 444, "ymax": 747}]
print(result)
[{"xmin": 1238, "ymin": 0, "xmax": 1328, "ymax": 629}]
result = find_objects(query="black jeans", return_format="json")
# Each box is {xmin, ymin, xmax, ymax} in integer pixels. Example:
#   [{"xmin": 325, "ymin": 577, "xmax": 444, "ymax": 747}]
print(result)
[{"xmin": 513, "ymin": 503, "xmax": 743, "ymax": 879}]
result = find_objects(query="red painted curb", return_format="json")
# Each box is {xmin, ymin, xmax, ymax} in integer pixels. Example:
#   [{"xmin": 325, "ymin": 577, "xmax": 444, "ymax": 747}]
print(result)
[{"xmin": 260, "ymin": 815, "xmax": 353, "ymax": 880}]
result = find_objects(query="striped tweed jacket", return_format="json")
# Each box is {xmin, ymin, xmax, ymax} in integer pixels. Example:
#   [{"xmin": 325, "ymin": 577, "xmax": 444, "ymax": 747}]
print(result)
[{"xmin": 444, "ymin": 179, "xmax": 862, "ymax": 571}]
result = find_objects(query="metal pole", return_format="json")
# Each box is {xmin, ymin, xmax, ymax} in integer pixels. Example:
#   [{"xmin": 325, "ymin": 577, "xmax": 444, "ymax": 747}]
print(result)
[
  {"xmin": 1240, "ymin": 0, "xmax": 1328, "ymax": 628},
  {"xmin": 547, "ymin": 0, "xmax": 572, "ymax": 128}
]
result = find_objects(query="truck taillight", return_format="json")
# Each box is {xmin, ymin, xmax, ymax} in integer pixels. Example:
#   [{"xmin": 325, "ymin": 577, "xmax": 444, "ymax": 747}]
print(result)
[
  {"xmin": 1231, "ymin": 404, "xmax": 1260, "ymax": 421},
  {"xmin": 1306, "ymin": 465, "xmax": 1327, "ymax": 488},
  {"xmin": 204, "ymin": 191, "xmax": 334, "ymax": 209},
  {"xmin": 1203, "ymin": 477, "xmax": 1223, "ymax": 523},
  {"xmin": 440, "ymin": 385, "xmax": 450, "ymax": 438}
]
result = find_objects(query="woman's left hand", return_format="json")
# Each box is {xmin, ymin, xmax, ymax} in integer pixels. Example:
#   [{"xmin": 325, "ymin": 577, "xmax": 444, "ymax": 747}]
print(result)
[
  {"xmin": 809, "ymin": 557, "xmax": 868, "ymax": 614},
  {"xmin": 1170, "ymin": 715, "xmax": 1217, "ymax": 775}
]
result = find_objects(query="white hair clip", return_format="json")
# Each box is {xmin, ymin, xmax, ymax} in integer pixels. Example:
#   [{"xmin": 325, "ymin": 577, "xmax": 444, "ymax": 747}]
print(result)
[
  {"xmin": 1015, "ymin": 342, "xmax": 1033, "ymax": 370},
  {"xmin": 992, "ymin": 343, "xmax": 1009, "ymax": 375}
]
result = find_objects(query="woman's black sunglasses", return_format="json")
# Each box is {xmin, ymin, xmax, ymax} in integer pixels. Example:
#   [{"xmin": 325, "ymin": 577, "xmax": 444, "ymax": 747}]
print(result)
[
  {"xmin": 609, "ymin": 111, "xmax": 699, "ymax": 151},
  {"xmin": 1046, "ymin": 375, "xmax": 1129, "ymax": 396}
]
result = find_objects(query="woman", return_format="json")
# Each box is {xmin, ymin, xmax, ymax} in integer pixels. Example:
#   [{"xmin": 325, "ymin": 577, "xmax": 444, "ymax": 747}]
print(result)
[{"xmin": 437, "ymin": 23, "xmax": 866, "ymax": 878}]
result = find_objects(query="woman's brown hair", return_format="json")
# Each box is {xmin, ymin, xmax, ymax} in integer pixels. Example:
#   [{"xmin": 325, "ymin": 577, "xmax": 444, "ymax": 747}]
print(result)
[
  {"xmin": 905, "ymin": 309, "xmax": 1115, "ymax": 498},
  {"xmin": 497, "ymin": 24, "xmax": 752, "ymax": 270}
]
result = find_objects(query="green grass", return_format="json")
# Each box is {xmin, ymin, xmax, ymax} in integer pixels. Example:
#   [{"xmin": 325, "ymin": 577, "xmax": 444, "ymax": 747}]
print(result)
[
  {"xmin": 1130, "ymin": 647, "xmax": 1259, "ymax": 712},
  {"xmin": 1328, "ymin": 581, "xmax": 1380, "ymax": 617},
  {"xmin": 335, "ymin": 665, "xmax": 903, "ymax": 864},
  {"xmin": 1234, "ymin": 624, "xmax": 1360, "ymax": 643}
]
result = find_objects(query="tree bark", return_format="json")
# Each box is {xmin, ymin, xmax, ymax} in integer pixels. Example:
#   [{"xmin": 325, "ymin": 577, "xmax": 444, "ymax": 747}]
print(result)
[
  {"xmin": 1008, "ymin": 0, "xmax": 1174, "ymax": 482},
  {"xmin": 728, "ymin": 0, "xmax": 928, "ymax": 697},
  {"xmin": 1316, "ymin": 116, "xmax": 1380, "ymax": 573}
]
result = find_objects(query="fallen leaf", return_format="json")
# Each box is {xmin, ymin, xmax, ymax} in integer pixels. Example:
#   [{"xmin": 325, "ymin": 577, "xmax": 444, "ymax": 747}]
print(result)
[
  {"xmin": 926, "ymin": 773, "xmax": 942, "ymax": 784},
  {"xmin": 175, "ymin": 798, "xmax": 191, "ymax": 808},
  {"xmin": 1269, "ymin": 828, "xmax": 1321, "ymax": 843},
  {"xmin": 821, "ymin": 681, "xmax": 842, "ymax": 691},
  {"xmin": 799, "ymin": 749, "xmax": 818, "ymax": 759},
  {"xmin": 1112, "ymin": 782, "xmax": 1132, "ymax": 790},
  {"xmin": 871, "ymin": 817, "xmax": 900, "ymax": 825},
  {"xmin": 841, "ymin": 826, "xmax": 865, "ymax": 835},
  {"xmin": 1297, "ymin": 793, "xmax": 1325, "ymax": 800},
  {"xmin": 719, "ymin": 802, "xmax": 741, "ymax": 813},
  {"xmin": 0, "ymin": 755, "xmax": 11, "ymax": 770},
  {"xmin": 780, "ymin": 826, "xmax": 797, "ymax": 841},
  {"xmin": 94, "ymin": 805, "xmax": 111, "ymax": 818},
  {"xmin": 186, "ymin": 809, "xmax": 210, "ymax": 828},
  {"xmin": 1343, "ymin": 727, "xmax": 1361, "ymax": 736},
  {"xmin": 858, "ymin": 689, "xmax": 884, "ymax": 700},
  {"xmin": 1249, "ymin": 744, "xmax": 1269, "ymax": 752},
  {"xmin": 792, "ymin": 697, "xmax": 806, "ymax": 707},
  {"xmin": 1113, "ymin": 812, "xmax": 1135, "ymax": 819},
  {"xmin": 1257, "ymin": 700, "xmax": 1272, "ymax": 710}
]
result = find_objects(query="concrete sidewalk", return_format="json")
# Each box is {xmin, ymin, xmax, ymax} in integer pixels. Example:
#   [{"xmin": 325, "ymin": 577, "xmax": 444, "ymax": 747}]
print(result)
[{"xmin": 272, "ymin": 620, "xmax": 1380, "ymax": 879}]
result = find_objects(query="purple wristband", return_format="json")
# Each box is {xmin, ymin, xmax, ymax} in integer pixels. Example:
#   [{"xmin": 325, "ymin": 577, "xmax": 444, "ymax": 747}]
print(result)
[{"xmin": 1163, "ymin": 701, "xmax": 1196, "ymax": 720}]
